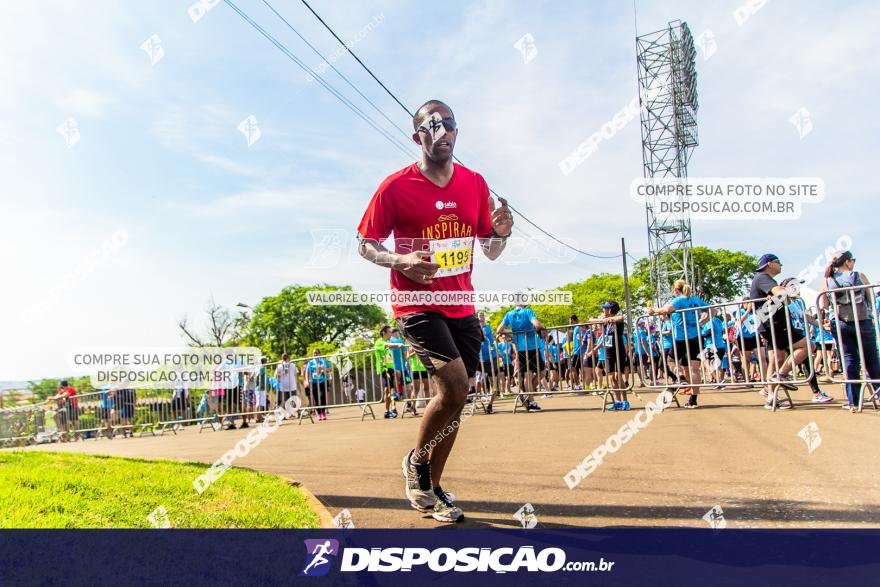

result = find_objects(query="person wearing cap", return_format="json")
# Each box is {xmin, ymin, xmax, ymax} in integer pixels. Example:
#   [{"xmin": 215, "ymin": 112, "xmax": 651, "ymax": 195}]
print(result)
[
  {"xmin": 648, "ymin": 280, "xmax": 707, "ymax": 408},
  {"xmin": 50, "ymin": 380, "xmax": 79, "ymax": 438},
  {"xmin": 821, "ymin": 250, "xmax": 880, "ymax": 412},
  {"xmin": 748, "ymin": 254, "xmax": 832, "ymax": 408}
]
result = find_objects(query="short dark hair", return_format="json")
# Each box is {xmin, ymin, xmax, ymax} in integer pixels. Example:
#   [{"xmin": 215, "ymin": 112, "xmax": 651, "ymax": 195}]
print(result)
[
  {"xmin": 413, "ymin": 99, "xmax": 454, "ymax": 131},
  {"xmin": 60, "ymin": 380, "xmax": 69, "ymax": 387},
  {"xmin": 379, "ymin": 325, "xmax": 391, "ymax": 336}
]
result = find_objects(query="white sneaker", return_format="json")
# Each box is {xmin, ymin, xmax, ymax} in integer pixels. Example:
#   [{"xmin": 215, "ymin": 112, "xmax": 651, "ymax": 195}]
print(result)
[
  {"xmin": 402, "ymin": 450, "xmax": 435, "ymax": 512},
  {"xmin": 431, "ymin": 493, "xmax": 464, "ymax": 522},
  {"xmin": 764, "ymin": 401, "xmax": 792, "ymax": 410}
]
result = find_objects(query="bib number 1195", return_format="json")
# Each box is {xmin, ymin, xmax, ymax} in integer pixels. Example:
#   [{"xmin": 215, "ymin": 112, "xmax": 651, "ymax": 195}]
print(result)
[{"xmin": 430, "ymin": 237, "xmax": 474, "ymax": 277}]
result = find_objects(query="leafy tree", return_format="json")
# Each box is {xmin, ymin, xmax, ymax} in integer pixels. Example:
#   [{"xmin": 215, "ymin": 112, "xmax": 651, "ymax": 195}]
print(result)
[
  {"xmin": 633, "ymin": 247, "xmax": 757, "ymax": 303},
  {"xmin": 242, "ymin": 285, "xmax": 386, "ymax": 359},
  {"xmin": 307, "ymin": 341, "xmax": 340, "ymax": 357},
  {"xmin": 28, "ymin": 379, "xmax": 60, "ymax": 403}
]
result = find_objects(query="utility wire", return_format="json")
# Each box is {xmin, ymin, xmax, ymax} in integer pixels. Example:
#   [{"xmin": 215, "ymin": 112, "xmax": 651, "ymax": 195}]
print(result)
[
  {"xmin": 260, "ymin": 0, "xmax": 413, "ymax": 145},
  {"xmin": 294, "ymin": 0, "xmax": 622, "ymax": 260},
  {"xmin": 222, "ymin": 0, "xmax": 417, "ymax": 162}
]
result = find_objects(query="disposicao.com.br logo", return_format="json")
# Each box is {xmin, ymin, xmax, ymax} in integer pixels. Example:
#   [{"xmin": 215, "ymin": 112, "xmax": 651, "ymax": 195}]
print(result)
[{"xmin": 299, "ymin": 541, "xmax": 614, "ymax": 575}]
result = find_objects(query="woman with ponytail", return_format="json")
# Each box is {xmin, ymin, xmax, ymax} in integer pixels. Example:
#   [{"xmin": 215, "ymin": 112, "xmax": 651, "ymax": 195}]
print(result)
[
  {"xmin": 820, "ymin": 250, "xmax": 880, "ymax": 412},
  {"xmin": 648, "ymin": 279, "xmax": 708, "ymax": 408}
]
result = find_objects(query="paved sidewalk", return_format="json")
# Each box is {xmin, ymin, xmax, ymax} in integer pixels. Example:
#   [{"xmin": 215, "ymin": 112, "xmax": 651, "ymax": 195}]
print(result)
[{"xmin": 25, "ymin": 386, "xmax": 880, "ymax": 528}]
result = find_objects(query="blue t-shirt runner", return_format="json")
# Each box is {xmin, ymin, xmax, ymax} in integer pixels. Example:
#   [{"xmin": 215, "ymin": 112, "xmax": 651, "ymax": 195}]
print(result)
[
  {"xmin": 501, "ymin": 307, "xmax": 540, "ymax": 351},
  {"xmin": 700, "ymin": 316, "xmax": 728, "ymax": 350},
  {"xmin": 306, "ymin": 357, "xmax": 332, "ymax": 384},
  {"xmin": 671, "ymin": 295, "xmax": 708, "ymax": 341},
  {"xmin": 388, "ymin": 336, "xmax": 409, "ymax": 372},
  {"xmin": 479, "ymin": 323, "xmax": 497, "ymax": 362}
]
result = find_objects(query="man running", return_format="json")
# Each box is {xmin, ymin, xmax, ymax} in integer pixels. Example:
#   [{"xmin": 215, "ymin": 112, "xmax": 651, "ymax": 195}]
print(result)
[{"xmin": 357, "ymin": 100, "xmax": 512, "ymax": 522}]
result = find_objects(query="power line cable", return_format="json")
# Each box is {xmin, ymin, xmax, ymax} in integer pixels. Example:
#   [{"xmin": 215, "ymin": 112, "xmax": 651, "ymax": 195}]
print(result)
[
  {"xmin": 294, "ymin": 0, "xmax": 622, "ymax": 260},
  {"xmin": 260, "ymin": 0, "xmax": 413, "ymax": 145},
  {"xmin": 222, "ymin": 0, "xmax": 417, "ymax": 162}
]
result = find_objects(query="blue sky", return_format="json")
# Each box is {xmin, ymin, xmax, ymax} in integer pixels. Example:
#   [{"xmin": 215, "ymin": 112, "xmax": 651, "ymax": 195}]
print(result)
[{"xmin": 1, "ymin": 0, "xmax": 878, "ymax": 380}]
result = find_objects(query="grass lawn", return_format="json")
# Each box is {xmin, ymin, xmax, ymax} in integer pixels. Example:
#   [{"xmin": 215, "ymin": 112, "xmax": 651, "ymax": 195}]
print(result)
[{"xmin": 0, "ymin": 451, "xmax": 320, "ymax": 528}]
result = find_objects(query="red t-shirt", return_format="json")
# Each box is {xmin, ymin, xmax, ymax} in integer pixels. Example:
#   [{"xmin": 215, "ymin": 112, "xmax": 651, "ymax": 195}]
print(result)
[
  {"xmin": 59, "ymin": 387, "xmax": 78, "ymax": 409},
  {"xmin": 357, "ymin": 163, "xmax": 494, "ymax": 318}
]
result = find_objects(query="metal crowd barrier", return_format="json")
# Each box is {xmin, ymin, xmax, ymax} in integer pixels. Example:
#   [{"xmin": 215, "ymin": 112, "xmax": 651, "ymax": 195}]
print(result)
[
  {"xmin": 638, "ymin": 293, "xmax": 819, "ymax": 411},
  {"xmin": 0, "ymin": 348, "xmax": 392, "ymax": 445},
  {"xmin": 501, "ymin": 318, "xmax": 635, "ymax": 413},
  {"xmin": 0, "ymin": 404, "xmax": 48, "ymax": 446},
  {"xmin": 816, "ymin": 282, "xmax": 880, "ymax": 412},
  {"xmin": 173, "ymin": 348, "xmax": 389, "ymax": 432}
]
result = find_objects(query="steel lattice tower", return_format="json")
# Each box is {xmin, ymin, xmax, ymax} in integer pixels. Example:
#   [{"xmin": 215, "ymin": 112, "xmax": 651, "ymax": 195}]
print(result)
[{"xmin": 636, "ymin": 20, "xmax": 699, "ymax": 305}]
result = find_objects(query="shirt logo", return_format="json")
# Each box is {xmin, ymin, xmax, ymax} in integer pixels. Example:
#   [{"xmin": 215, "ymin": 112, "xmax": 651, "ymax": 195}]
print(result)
[{"xmin": 435, "ymin": 200, "xmax": 457, "ymax": 210}]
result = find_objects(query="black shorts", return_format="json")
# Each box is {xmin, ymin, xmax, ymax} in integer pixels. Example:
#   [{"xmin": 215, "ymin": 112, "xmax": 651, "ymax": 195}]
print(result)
[
  {"xmin": 517, "ymin": 350, "xmax": 545, "ymax": 373},
  {"xmin": 583, "ymin": 354, "xmax": 596, "ymax": 369},
  {"xmin": 601, "ymin": 349, "xmax": 630, "ymax": 372},
  {"xmin": 570, "ymin": 354, "xmax": 582, "ymax": 369},
  {"xmin": 738, "ymin": 336, "xmax": 759, "ymax": 352},
  {"xmin": 559, "ymin": 358, "xmax": 569, "ymax": 376},
  {"xmin": 480, "ymin": 360, "xmax": 498, "ymax": 377},
  {"xmin": 411, "ymin": 370, "xmax": 429, "ymax": 380},
  {"xmin": 760, "ymin": 327, "xmax": 806, "ymax": 351},
  {"xmin": 501, "ymin": 363, "xmax": 514, "ymax": 377},
  {"xmin": 673, "ymin": 337, "xmax": 702, "ymax": 366},
  {"xmin": 381, "ymin": 368, "xmax": 396, "ymax": 387},
  {"xmin": 632, "ymin": 354, "xmax": 652, "ymax": 368},
  {"xmin": 100, "ymin": 407, "xmax": 113, "ymax": 421},
  {"xmin": 396, "ymin": 312, "xmax": 482, "ymax": 377}
]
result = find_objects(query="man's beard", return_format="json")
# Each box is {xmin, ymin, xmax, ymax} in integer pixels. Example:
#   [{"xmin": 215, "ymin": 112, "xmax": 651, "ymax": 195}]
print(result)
[{"xmin": 427, "ymin": 149, "xmax": 452, "ymax": 164}]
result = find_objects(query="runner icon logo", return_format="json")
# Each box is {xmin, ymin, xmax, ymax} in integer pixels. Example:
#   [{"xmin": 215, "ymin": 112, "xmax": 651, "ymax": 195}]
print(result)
[
  {"xmin": 513, "ymin": 503, "xmax": 538, "ymax": 529},
  {"xmin": 798, "ymin": 422, "xmax": 822, "ymax": 454},
  {"xmin": 300, "ymin": 539, "xmax": 340, "ymax": 577},
  {"xmin": 703, "ymin": 505, "xmax": 726, "ymax": 530}
]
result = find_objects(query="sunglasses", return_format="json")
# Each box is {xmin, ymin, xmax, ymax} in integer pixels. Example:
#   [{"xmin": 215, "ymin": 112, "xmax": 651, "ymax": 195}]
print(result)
[{"xmin": 418, "ymin": 117, "xmax": 457, "ymax": 134}]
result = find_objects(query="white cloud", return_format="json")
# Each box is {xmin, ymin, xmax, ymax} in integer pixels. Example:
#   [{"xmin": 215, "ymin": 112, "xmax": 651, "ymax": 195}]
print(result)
[
  {"xmin": 195, "ymin": 153, "xmax": 262, "ymax": 177},
  {"xmin": 56, "ymin": 88, "xmax": 114, "ymax": 118},
  {"xmin": 170, "ymin": 186, "xmax": 359, "ymax": 217}
]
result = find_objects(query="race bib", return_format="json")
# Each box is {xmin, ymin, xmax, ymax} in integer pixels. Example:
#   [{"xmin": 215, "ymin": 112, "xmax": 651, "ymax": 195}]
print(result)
[{"xmin": 430, "ymin": 237, "xmax": 473, "ymax": 278}]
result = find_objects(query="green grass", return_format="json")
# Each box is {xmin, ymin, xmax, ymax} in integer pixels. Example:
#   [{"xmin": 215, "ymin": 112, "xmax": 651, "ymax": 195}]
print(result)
[{"xmin": 0, "ymin": 451, "xmax": 320, "ymax": 528}]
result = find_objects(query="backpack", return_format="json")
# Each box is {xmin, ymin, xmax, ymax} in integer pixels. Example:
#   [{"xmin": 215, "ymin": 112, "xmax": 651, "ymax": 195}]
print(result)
[{"xmin": 827, "ymin": 272, "xmax": 868, "ymax": 322}]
